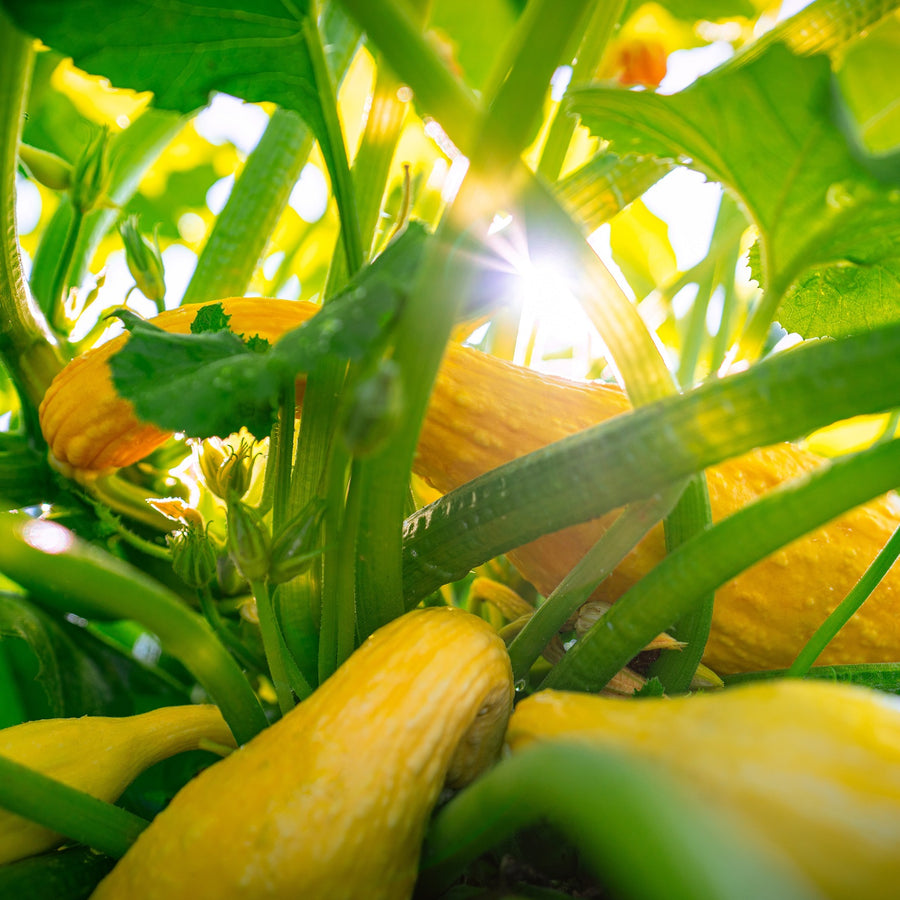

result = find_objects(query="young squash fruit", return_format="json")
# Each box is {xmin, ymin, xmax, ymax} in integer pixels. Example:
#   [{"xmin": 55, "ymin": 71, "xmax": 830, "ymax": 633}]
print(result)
[
  {"xmin": 38, "ymin": 298, "xmax": 900, "ymax": 674},
  {"xmin": 507, "ymin": 679, "xmax": 900, "ymax": 900},
  {"xmin": 0, "ymin": 704, "xmax": 235, "ymax": 865},
  {"xmin": 89, "ymin": 606, "xmax": 514, "ymax": 900}
]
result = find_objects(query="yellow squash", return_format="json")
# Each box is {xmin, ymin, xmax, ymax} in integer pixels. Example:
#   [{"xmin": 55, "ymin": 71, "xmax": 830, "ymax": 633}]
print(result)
[
  {"xmin": 507, "ymin": 680, "xmax": 900, "ymax": 900},
  {"xmin": 38, "ymin": 298, "xmax": 900, "ymax": 674},
  {"xmin": 90, "ymin": 607, "xmax": 514, "ymax": 900},
  {"xmin": 0, "ymin": 704, "xmax": 234, "ymax": 865}
]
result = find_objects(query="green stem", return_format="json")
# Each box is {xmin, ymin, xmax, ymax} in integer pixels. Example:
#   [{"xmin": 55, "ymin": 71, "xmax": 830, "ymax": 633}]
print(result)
[
  {"xmin": 316, "ymin": 442, "xmax": 355, "ymax": 682},
  {"xmin": 181, "ymin": 108, "xmax": 313, "ymax": 306},
  {"xmin": 304, "ymin": 2, "xmax": 363, "ymax": 276},
  {"xmin": 275, "ymin": 9, "xmax": 368, "ymax": 683},
  {"xmin": 478, "ymin": 0, "xmax": 595, "ymax": 174},
  {"xmin": 198, "ymin": 583, "xmax": 263, "ymax": 673},
  {"xmin": 271, "ymin": 383, "xmax": 296, "ymax": 531},
  {"xmin": 0, "ymin": 12, "xmax": 66, "ymax": 421},
  {"xmin": 249, "ymin": 578, "xmax": 295, "ymax": 715},
  {"xmin": 345, "ymin": 0, "xmax": 600, "ymax": 643},
  {"xmin": 650, "ymin": 476, "xmax": 714, "ymax": 693},
  {"xmin": 537, "ymin": 0, "xmax": 628, "ymax": 183},
  {"xmin": 341, "ymin": 38, "xmax": 423, "ymax": 643},
  {"xmin": 677, "ymin": 268, "xmax": 716, "ymax": 389},
  {"xmin": 30, "ymin": 108, "xmax": 185, "ymax": 316},
  {"xmin": 0, "ymin": 512, "xmax": 267, "ymax": 744},
  {"xmin": 402, "ymin": 319, "xmax": 900, "ymax": 604},
  {"xmin": 543, "ymin": 436, "xmax": 900, "ymax": 693},
  {"xmin": 507, "ymin": 486, "xmax": 684, "ymax": 683},
  {"xmin": 338, "ymin": 0, "xmax": 481, "ymax": 154},
  {"xmin": 417, "ymin": 743, "xmax": 816, "ymax": 900},
  {"xmin": 0, "ymin": 640, "xmax": 25, "ymax": 728},
  {"xmin": 0, "ymin": 755, "xmax": 149, "ymax": 860},
  {"xmin": 46, "ymin": 206, "xmax": 84, "ymax": 333},
  {"xmin": 788, "ymin": 523, "xmax": 900, "ymax": 677}
]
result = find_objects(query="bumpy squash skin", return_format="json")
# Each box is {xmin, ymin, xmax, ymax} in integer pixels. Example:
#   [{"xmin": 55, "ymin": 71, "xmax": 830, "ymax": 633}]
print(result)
[
  {"xmin": 90, "ymin": 607, "xmax": 513, "ymax": 900},
  {"xmin": 507, "ymin": 681, "xmax": 900, "ymax": 900},
  {"xmin": 39, "ymin": 298, "xmax": 900, "ymax": 673},
  {"xmin": 0, "ymin": 705, "xmax": 234, "ymax": 865},
  {"xmin": 416, "ymin": 344, "xmax": 900, "ymax": 673}
]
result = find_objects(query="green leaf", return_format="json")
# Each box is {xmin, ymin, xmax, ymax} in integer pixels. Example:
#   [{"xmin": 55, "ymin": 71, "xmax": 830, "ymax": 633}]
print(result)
[
  {"xmin": 269, "ymin": 222, "xmax": 428, "ymax": 373},
  {"xmin": 778, "ymin": 193, "xmax": 900, "ymax": 337},
  {"xmin": 110, "ymin": 225, "xmax": 429, "ymax": 440},
  {"xmin": 570, "ymin": 43, "xmax": 900, "ymax": 337},
  {"xmin": 0, "ymin": 593, "xmax": 120, "ymax": 717},
  {"xmin": 190, "ymin": 303, "xmax": 232, "ymax": 335},
  {"xmin": 4, "ymin": 0, "xmax": 316, "ymax": 120},
  {"xmin": 833, "ymin": 12, "xmax": 900, "ymax": 161},
  {"xmin": 1, "ymin": 0, "xmax": 356, "ymax": 257},
  {"xmin": 635, "ymin": 676, "xmax": 666, "ymax": 698},
  {"xmin": 624, "ymin": 0, "xmax": 755, "ymax": 23},
  {"xmin": 110, "ymin": 320, "xmax": 279, "ymax": 439}
]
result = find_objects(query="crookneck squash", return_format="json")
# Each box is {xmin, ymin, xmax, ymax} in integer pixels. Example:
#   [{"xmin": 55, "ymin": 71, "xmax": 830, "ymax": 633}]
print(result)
[{"xmin": 38, "ymin": 298, "xmax": 900, "ymax": 674}]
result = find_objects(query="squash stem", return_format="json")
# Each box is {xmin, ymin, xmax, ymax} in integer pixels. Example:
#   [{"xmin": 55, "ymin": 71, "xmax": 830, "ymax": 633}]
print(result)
[
  {"xmin": 304, "ymin": 1, "xmax": 363, "ymax": 276},
  {"xmin": 181, "ymin": 109, "xmax": 313, "ymax": 306},
  {"xmin": 650, "ymin": 475, "xmax": 714, "ymax": 694},
  {"xmin": 788, "ymin": 523, "xmax": 900, "ymax": 677},
  {"xmin": 0, "ymin": 11, "xmax": 66, "ymax": 422},
  {"xmin": 416, "ymin": 743, "xmax": 816, "ymax": 900},
  {"xmin": 250, "ymin": 578, "xmax": 297, "ymax": 715},
  {"xmin": 0, "ymin": 755, "xmax": 149, "ymax": 860},
  {"xmin": 345, "ymin": 0, "xmax": 599, "ymax": 642},
  {"xmin": 402, "ymin": 321, "xmax": 900, "ymax": 605},
  {"xmin": 0, "ymin": 512, "xmax": 268, "ymax": 744},
  {"xmin": 536, "ymin": 0, "xmax": 628, "ymax": 183},
  {"xmin": 198, "ymin": 583, "xmax": 264, "ymax": 674},
  {"xmin": 543, "ymin": 436, "xmax": 900, "ymax": 694},
  {"xmin": 507, "ymin": 487, "xmax": 684, "ymax": 683},
  {"xmin": 271, "ymin": 383, "xmax": 296, "ymax": 531},
  {"xmin": 46, "ymin": 206, "xmax": 83, "ymax": 333}
]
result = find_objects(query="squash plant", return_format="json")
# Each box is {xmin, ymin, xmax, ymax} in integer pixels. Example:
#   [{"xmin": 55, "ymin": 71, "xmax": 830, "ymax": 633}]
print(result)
[{"xmin": 1, "ymin": 0, "xmax": 900, "ymax": 896}]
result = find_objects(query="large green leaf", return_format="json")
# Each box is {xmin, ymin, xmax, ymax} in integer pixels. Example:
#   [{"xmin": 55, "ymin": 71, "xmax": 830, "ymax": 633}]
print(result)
[
  {"xmin": 0, "ymin": 593, "xmax": 123, "ymax": 717},
  {"xmin": 833, "ymin": 11, "xmax": 900, "ymax": 180},
  {"xmin": 1, "ymin": 0, "xmax": 352, "ymax": 247},
  {"xmin": 570, "ymin": 43, "xmax": 900, "ymax": 337},
  {"xmin": 3, "ymin": 0, "xmax": 317, "ymax": 121}
]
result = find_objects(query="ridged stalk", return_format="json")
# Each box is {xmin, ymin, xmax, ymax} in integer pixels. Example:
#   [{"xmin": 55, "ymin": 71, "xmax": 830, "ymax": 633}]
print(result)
[{"xmin": 0, "ymin": 11, "xmax": 65, "ymax": 424}]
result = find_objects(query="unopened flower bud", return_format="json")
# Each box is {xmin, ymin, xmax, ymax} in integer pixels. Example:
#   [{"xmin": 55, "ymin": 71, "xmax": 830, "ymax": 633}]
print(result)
[
  {"xmin": 19, "ymin": 143, "xmax": 72, "ymax": 192},
  {"xmin": 169, "ymin": 525, "xmax": 217, "ymax": 589},
  {"xmin": 269, "ymin": 499, "xmax": 327, "ymax": 585},
  {"xmin": 71, "ymin": 126, "xmax": 112, "ymax": 215},
  {"xmin": 226, "ymin": 494, "xmax": 270, "ymax": 583},
  {"xmin": 119, "ymin": 215, "xmax": 166, "ymax": 304}
]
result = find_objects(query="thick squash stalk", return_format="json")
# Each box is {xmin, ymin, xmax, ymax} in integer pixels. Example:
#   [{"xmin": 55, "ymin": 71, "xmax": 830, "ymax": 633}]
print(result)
[
  {"xmin": 507, "ymin": 680, "xmax": 900, "ymax": 900},
  {"xmin": 0, "ymin": 705, "xmax": 235, "ymax": 865},
  {"xmin": 90, "ymin": 607, "xmax": 514, "ymax": 900},
  {"xmin": 38, "ymin": 298, "xmax": 900, "ymax": 673}
]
